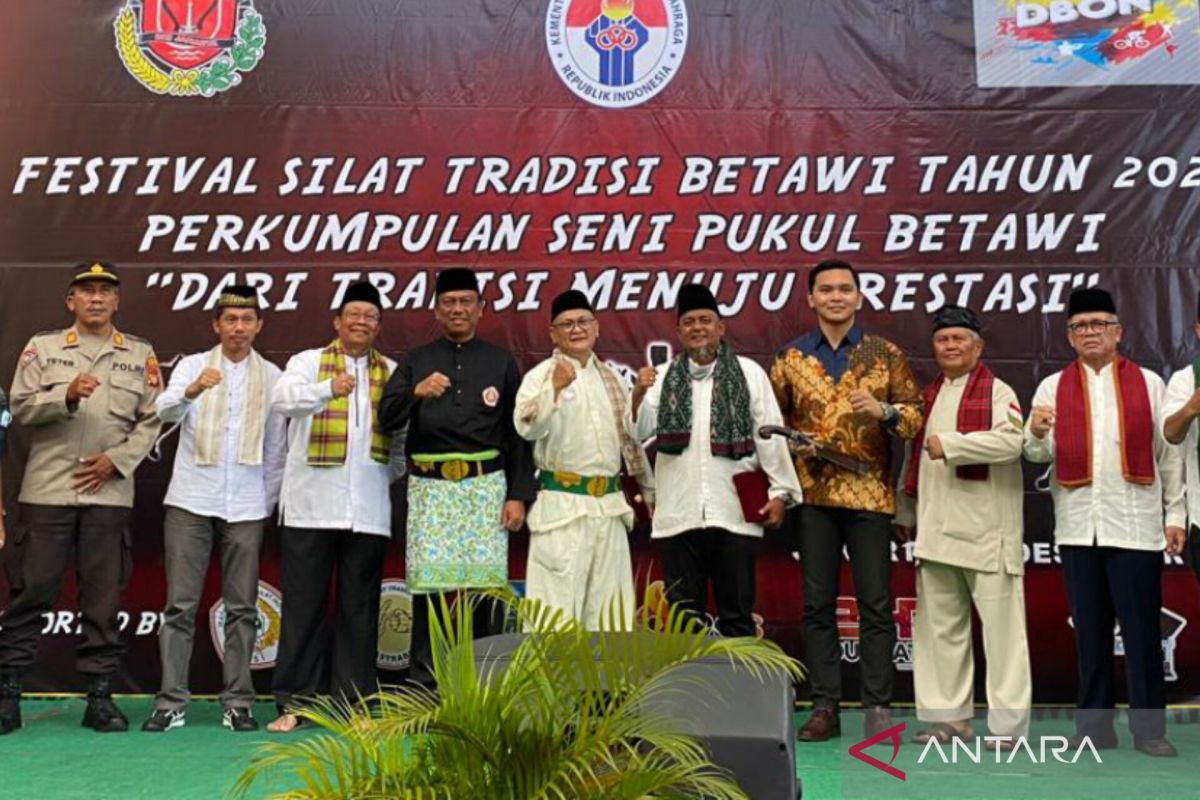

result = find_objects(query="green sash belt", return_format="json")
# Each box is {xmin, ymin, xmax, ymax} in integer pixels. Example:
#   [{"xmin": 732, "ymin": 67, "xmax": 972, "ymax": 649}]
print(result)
[{"xmin": 538, "ymin": 470, "xmax": 622, "ymax": 498}]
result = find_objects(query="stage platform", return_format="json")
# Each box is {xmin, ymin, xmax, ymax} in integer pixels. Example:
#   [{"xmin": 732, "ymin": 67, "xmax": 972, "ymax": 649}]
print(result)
[{"xmin": 3, "ymin": 699, "xmax": 1198, "ymax": 799}]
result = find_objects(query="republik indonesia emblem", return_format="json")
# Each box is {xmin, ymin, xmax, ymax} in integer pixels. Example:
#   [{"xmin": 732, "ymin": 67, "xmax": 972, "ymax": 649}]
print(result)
[
  {"xmin": 114, "ymin": 0, "xmax": 266, "ymax": 97},
  {"xmin": 547, "ymin": 0, "xmax": 688, "ymax": 109}
]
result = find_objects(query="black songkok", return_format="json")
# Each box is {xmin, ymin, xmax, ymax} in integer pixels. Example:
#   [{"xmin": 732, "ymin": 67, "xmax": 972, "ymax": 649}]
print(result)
[
  {"xmin": 434, "ymin": 268, "xmax": 480, "ymax": 296},
  {"xmin": 1067, "ymin": 288, "xmax": 1116, "ymax": 318},
  {"xmin": 932, "ymin": 305, "xmax": 981, "ymax": 335},
  {"xmin": 550, "ymin": 289, "xmax": 593, "ymax": 322},
  {"xmin": 340, "ymin": 280, "xmax": 383, "ymax": 312},
  {"xmin": 217, "ymin": 284, "xmax": 259, "ymax": 309},
  {"xmin": 677, "ymin": 284, "xmax": 719, "ymax": 319}
]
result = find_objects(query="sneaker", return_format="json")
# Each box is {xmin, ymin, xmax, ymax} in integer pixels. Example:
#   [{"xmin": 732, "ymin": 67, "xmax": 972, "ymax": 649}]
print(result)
[
  {"xmin": 141, "ymin": 709, "xmax": 186, "ymax": 733},
  {"xmin": 223, "ymin": 707, "xmax": 258, "ymax": 732}
]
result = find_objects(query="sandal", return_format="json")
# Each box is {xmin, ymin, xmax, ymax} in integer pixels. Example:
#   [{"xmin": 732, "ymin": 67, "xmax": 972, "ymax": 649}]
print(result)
[
  {"xmin": 911, "ymin": 722, "xmax": 974, "ymax": 744},
  {"xmin": 266, "ymin": 713, "xmax": 309, "ymax": 733}
]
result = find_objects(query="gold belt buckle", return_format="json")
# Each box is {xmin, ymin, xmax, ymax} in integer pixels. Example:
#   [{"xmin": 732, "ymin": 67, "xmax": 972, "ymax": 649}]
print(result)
[
  {"xmin": 441, "ymin": 460, "xmax": 470, "ymax": 481},
  {"xmin": 585, "ymin": 476, "xmax": 608, "ymax": 497},
  {"xmin": 554, "ymin": 471, "xmax": 582, "ymax": 489}
]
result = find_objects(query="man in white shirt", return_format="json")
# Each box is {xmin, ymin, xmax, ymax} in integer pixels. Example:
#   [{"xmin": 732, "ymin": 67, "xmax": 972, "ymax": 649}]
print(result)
[
  {"xmin": 633, "ymin": 284, "xmax": 802, "ymax": 637},
  {"xmin": 1162, "ymin": 290, "xmax": 1200, "ymax": 584},
  {"xmin": 267, "ymin": 281, "xmax": 399, "ymax": 733},
  {"xmin": 1024, "ymin": 287, "xmax": 1185, "ymax": 758},
  {"xmin": 143, "ymin": 285, "xmax": 286, "ymax": 734},
  {"xmin": 894, "ymin": 306, "xmax": 1031, "ymax": 748},
  {"xmin": 515, "ymin": 290, "xmax": 653, "ymax": 630}
]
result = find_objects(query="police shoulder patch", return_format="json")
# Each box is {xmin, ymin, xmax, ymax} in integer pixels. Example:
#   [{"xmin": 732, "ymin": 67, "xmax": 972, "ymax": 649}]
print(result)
[{"xmin": 145, "ymin": 356, "xmax": 161, "ymax": 388}]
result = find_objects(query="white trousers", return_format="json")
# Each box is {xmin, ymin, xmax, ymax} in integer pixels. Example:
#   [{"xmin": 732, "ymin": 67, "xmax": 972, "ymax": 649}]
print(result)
[
  {"xmin": 913, "ymin": 560, "xmax": 1032, "ymax": 737},
  {"xmin": 525, "ymin": 515, "xmax": 634, "ymax": 631}
]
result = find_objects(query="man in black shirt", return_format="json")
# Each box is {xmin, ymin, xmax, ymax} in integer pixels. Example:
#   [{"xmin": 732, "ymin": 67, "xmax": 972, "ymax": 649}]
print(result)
[{"xmin": 379, "ymin": 268, "xmax": 535, "ymax": 685}]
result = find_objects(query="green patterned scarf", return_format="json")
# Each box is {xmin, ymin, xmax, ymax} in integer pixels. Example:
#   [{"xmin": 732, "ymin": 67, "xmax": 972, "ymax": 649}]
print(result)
[
  {"xmin": 307, "ymin": 339, "xmax": 391, "ymax": 466},
  {"xmin": 656, "ymin": 340, "xmax": 755, "ymax": 459}
]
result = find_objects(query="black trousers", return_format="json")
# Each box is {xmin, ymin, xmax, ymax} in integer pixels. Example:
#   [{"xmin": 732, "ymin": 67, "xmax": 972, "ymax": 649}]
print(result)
[
  {"xmin": 408, "ymin": 593, "xmax": 506, "ymax": 686},
  {"xmin": 798, "ymin": 505, "xmax": 894, "ymax": 709},
  {"xmin": 658, "ymin": 527, "xmax": 761, "ymax": 637},
  {"xmin": 1187, "ymin": 524, "xmax": 1200, "ymax": 585},
  {"xmin": 0, "ymin": 504, "xmax": 132, "ymax": 677},
  {"xmin": 272, "ymin": 527, "xmax": 387, "ymax": 711},
  {"xmin": 1060, "ymin": 544, "xmax": 1166, "ymax": 741}
]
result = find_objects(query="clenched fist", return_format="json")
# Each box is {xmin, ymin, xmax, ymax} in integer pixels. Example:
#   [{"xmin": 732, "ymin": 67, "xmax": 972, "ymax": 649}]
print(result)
[
  {"xmin": 1029, "ymin": 406, "xmax": 1055, "ymax": 440},
  {"xmin": 552, "ymin": 357, "xmax": 577, "ymax": 395},
  {"xmin": 185, "ymin": 367, "xmax": 223, "ymax": 400},
  {"xmin": 66, "ymin": 373, "xmax": 101, "ymax": 403},
  {"xmin": 631, "ymin": 365, "xmax": 658, "ymax": 418},
  {"xmin": 331, "ymin": 372, "xmax": 357, "ymax": 398},
  {"xmin": 415, "ymin": 372, "xmax": 451, "ymax": 400},
  {"xmin": 924, "ymin": 435, "xmax": 945, "ymax": 461}
]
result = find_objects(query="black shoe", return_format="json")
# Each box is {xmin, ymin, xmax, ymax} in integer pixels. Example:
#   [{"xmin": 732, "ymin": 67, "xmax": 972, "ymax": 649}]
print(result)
[
  {"xmin": 1134, "ymin": 737, "xmax": 1178, "ymax": 758},
  {"xmin": 223, "ymin": 707, "xmax": 258, "ymax": 732},
  {"xmin": 1067, "ymin": 733, "xmax": 1118, "ymax": 751},
  {"xmin": 81, "ymin": 677, "xmax": 128, "ymax": 733},
  {"xmin": 0, "ymin": 673, "xmax": 21, "ymax": 735},
  {"xmin": 141, "ymin": 708, "xmax": 186, "ymax": 732}
]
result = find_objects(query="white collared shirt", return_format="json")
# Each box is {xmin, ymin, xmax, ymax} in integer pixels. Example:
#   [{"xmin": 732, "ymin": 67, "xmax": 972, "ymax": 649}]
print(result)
[
  {"xmin": 272, "ymin": 348, "xmax": 399, "ymax": 537},
  {"xmin": 1163, "ymin": 366, "xmax": 1200, "ymax": 530},
  {"xmin": 515, "ymin": 353, "xmax": 653, "ymax": 534},
  {"xmin": 1023, "ymin": 362, "xmax": 1185, "ymax": 550},
  {"xmin": 157, "ymin": 351, "xmax": 286, "ymax": 523},
  {"xmin": 635, "ymin": 355, "xmax": 803, "ymax": 539},
  {"xmin": 894, "ymin": 373, "xmax": 1025, "ymax": 575}
]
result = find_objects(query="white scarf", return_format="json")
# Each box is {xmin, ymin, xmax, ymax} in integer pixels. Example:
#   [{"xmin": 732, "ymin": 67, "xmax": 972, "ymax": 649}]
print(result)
[{"xmin": 194, "ymin": 346, "xmax": 268, "ymax": 466}]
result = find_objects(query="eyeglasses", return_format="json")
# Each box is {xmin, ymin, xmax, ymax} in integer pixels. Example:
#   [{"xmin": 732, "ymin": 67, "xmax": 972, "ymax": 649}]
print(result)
[
  {"xmin": 1067, "ymin": 320, "xmax": 1119, "ymax": 334},
  {"xmin": 342, "ymin": 311, "xmax": 381, "ymax": 324},
  {"xmin": 551, "ymin": 318, "xmax": 596, "ymax": 332}
]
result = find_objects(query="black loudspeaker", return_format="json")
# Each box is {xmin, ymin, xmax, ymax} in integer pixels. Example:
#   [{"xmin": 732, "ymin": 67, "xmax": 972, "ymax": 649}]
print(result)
[{"xmin": 473, "ymin": 633, "xmax": 800, "ymax": 800}]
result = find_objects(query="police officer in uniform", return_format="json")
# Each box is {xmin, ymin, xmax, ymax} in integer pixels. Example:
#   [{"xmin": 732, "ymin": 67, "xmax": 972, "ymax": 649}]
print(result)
[{"xmin": 0, "ymin": 263, "xmax": 161, "ymax": 735}]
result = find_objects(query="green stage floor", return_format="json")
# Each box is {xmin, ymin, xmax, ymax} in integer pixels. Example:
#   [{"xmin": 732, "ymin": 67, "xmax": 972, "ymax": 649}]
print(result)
[{"xmin": 1, "ymin": 699, "xmax": 1197, "ymax": 799}]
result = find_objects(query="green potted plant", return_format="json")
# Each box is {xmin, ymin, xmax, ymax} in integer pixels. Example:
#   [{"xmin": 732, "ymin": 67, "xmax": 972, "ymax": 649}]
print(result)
[{"xmin": 234, "ymin": 588, "xmax": 803, "ymax": 799}]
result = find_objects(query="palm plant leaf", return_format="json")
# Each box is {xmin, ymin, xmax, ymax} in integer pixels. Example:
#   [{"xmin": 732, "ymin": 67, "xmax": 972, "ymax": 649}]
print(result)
[{"xmin": 233, "ymin": 586, "xmax": 803, "ymax": 800}]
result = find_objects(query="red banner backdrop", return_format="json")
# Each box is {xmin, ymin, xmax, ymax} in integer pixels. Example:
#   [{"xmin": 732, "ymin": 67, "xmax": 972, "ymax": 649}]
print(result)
[{"xmin": 2, "ymin": 0, "xmax": 1200, "ymax": 702}]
